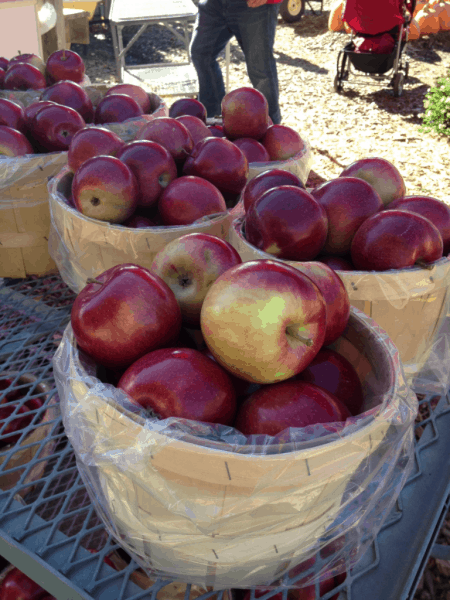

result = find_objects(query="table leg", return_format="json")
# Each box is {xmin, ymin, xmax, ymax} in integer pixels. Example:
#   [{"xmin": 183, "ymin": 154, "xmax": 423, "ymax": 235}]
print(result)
[{"xmin": 109, "ymin": 21, "xmax": 122, "ymax": 80}]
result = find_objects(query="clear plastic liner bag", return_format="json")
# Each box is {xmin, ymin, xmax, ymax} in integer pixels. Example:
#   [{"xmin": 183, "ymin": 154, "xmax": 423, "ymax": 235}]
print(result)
[{"xmin": 53, "ymin": 306, "xmax": 418, "ymax": 590}]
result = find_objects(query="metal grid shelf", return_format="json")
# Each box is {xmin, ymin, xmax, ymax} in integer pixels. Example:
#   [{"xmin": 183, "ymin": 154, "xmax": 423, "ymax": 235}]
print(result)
[{"xmin": 0, "ymin": 273, "xmax": 449, "ymax": 600}]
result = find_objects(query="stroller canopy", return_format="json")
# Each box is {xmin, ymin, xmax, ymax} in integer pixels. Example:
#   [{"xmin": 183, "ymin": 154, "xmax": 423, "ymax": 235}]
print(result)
[{"xmin": 342, "ymin": 0, "xmax": 405, "ymax": 35}]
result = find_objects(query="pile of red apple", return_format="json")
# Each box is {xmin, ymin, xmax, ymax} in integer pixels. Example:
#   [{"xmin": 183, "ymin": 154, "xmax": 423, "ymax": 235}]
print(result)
[
  {"xmin": 70, "ymin": 230, "xmax": 366, "ymax": 439},
  {"xmin": 0, "ymin": 377, "xmax": 45, "ymax": 449},
  {"xmin": 64, "ymin": 87, "xmax": 308, "ymax": 227},
  {"xmin": 240, "ymin": 157, "xmax": 450, "ymax": 272}
]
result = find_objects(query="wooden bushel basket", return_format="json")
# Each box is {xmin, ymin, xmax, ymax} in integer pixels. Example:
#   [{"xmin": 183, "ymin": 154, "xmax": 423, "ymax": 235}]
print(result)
[
  {"xmin": 228, "ymin": 217, "xmax": 450, "ymax": 385},
  {"xmin": 56, "ymin": 307, "xmax": 416, "ymax": 589}
]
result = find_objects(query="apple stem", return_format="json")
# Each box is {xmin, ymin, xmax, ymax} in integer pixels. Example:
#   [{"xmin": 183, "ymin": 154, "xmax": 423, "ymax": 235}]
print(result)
[
  {"xmin": 286, "ymin": 326, "xmax": 313, "ymax": 347},
  {"xmin": 415, "ymin": 260, "xmax": 434, "ymax": 270},
  {"xmin": 86, "ymin": 278, "xmax": 104, "ymax": 285}
]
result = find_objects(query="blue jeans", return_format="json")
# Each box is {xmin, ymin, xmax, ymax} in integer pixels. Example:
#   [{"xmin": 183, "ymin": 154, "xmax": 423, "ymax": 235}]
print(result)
[{"xmin": 190, "ymin": 0, "xmax": 282, "ymax": 124}]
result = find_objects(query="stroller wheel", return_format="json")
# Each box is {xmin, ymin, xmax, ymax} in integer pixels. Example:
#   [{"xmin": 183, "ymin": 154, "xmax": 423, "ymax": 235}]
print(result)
[
  {"xmin": 279, "ymin": 0, "xmax": 305, "ymax": 23},
  {"xmin": 333, "ymin": 74, "xmax": 343, "ymax": 93},
  {"xmin": 393, "ymin": 72, "xmax": 404, "ymax": 97}
]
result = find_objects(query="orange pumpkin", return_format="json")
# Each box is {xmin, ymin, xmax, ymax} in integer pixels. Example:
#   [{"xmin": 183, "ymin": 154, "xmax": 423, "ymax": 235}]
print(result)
[
  {"xmin": 413, "ymin": 0, "xmax": 427, "ymax": 15},
  {"xmin": 328, "ymin": 0, "xmax": 345, "ymax": 32},
  {"xmin": 408, "ymin": 17, "xmax": 421, "ymax": 38},
  {"xmin": 438, "ymin": 1, "xmax": 450, "ymax": 29},
  {"xmin": 415, "ymin": 7, "xmax": 442, "ymax": 34}
]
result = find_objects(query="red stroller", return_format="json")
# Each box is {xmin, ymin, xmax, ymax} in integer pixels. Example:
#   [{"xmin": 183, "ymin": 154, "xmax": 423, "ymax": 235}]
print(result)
[{"xmin": 333, "ymin": 0, "xmax": 416, "ymax": 97}]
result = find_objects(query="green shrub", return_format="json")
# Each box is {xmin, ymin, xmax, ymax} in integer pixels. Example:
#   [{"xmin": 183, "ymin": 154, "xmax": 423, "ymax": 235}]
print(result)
[{"xmin": 420, "ymin": 72, "xmax": 450, "ymax": 137}]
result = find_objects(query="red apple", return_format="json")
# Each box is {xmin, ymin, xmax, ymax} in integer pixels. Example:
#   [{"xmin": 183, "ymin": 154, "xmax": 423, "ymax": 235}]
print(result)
[
  {"xmin": 201, "ymin": 347, "xmax": 255, "ymax": 398},
  {"xmin": 41, "ymin": 80, "xmax": 94, "ymax": 122},
  {"xmin": 386, "ymin": 195, "xmax": 450, "ymax": 255},
  {"xmin": 296, "ymin": 348, "xmax": 364, "ymax": 416},
  {"xmin": 8, "ymin": 53, "xmax": 46, "ymax": 75},
  {"xmin": 122, "ymin": 214, "xmax": 156, "ymax": 228},
  {"xmin": 45, "ymin": 49, "xmax": 85, "ymax": 84},
  {"xmin": 0, "ymin": 125, "xmax": 33, "ymax": 157},
  {"xmin": 72, "ymin": 155, "xmax": 138, "ymax": 224},
  {"xmin": 0, "ymin": 566, "xmax": 49, "ymax": 600},
  {"xmin": 94, "ymin": 93, "xmax": 143, "ymax": 124},
  {"xmin": 71, "ymin": 263, "xmax": 182, "ymax": 369},
  {"xmin": 116, "ymin": 140, "xmax": 177, "ymax": 208},
  {"xmin": 175, "ymin": 114, "xmax": 211, "ymax": 146},
  {"xmin": 151, "ymin": 232, "xmax": 242, "ymax": 327},
  {"xmin": 182, "ymin": 137, "xmax": 249, "ymax": 203},
  {"xmin": 23, "ymin": 100, "xmax": 57, "ymax": 133},
  {"xmin": 0, "ymin": 98, "xmax": 25, "ymax": 132},
  {"xmin": 318, "ymin": 255, "xmax": 354, "ymax": 271},
  {"xmin": 242, "ymin": 168, "xmax": 305, "ymax": 213},
  {"xmin": 221, "ymin": 87, "xmax": 269, "ymax": 140},
  {"xmin": 311, "ymin": 177, "xmax": 383, "ymax": 256},
  {"xmin": 0, "ymin": 404, "xmax": 30, "ymax": 448},
  {"xmin": 3, "ymin": 63, "xmax": 46, "ymax": 90},
  {"xmin": 0, "ymin": 67, "xmax": 5, "ymax": 89},
  {"xmin": 200, "ymin": 260, "xmax": 327, "ymax": 383},
  {"xmin": 68, "ymin": 126, "xmax": 125, "ymax": 172},
  {"xmin": 208, "ymin": 124, "xmax": 225, "ymax": 138},
  {"xmin": 105, "ymin": 83, "xmax": 151, "ymax": 114},
  {"xmin": 30, "ymin": 104, "xmax": 85, "ymax": 151},
  {"xmin": 245, "ymin": 186, "xmax": 328, "ymax": 261},
  {"xmin": 339, "ymin": 157, "xmax": 406, "ymax": 207},
  {"xmin": 118, "ymin": 347, "xmax": 237, "ymax": 424},
  {"xmin": 234, "ymin": 381, "xmax": 351, "ymax": 436},
  {"xmin": 233, "ymin": 137, "xmax": 270, "ymax": 163},
  {"xmin": 137, "ymin": 117, "xmax": 194, "ymax": 165},
  {"xmin": 350, "ymin": 210, "xmax": 443, "ymax": 271},
  {"xmin": 260, "ymin": 125, "xmax": 306, "ymax": 161},
  {"xmin": 0, "ymin": 58, "xmax": 9, "ymax": 71},
  {"xmin": 169, "ymin": 98, "xmax": 207, "ymax": 122},
  {"xmin": 158, "ymin": 176, "xmax": 227, "ymax": 226}
]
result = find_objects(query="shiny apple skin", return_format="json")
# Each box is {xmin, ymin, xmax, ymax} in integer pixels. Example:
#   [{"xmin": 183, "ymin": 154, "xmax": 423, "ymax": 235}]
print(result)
[
  {"xmin": 45, "ymin": 49, "xmax": 85, "ymax": 84},
  {"xmin": 0, "ymin": 125, "xmax": 33, "ymax": 157},
  {"xmin": 296, "ymin": 348, "xmax": 364, "ymax": 416},
  {"xmin": 94, "ymin": 93, "xmax": 143, "ymax": 124},
  {"xmin": 8, "ymin": 53, "xmax": 46, "ymax": 74},
  {"xmin": 105, "ymin": 83, "xmax": 151, "ymax": 114},
  {"xmin": 233, "ymin": 137, "xmax": 270, "ymax": 164},
  {"xmin": 221, "ymin": 87, "xmax": 269, "ymax": 140},
  {"xmin": 0, "ymin": 58, "xmax": 9, "ymax": 71},
  {"xmin": 0, "ymin": 98, "xmax": 25, "ymax": 132},
  {"xmin": 351, "ymin": 210, "xmax": 443, "ymax": 271},
  {"xmin": 122, "ymin": 214, "xmax": 156, "ymax": 228},
  {"xmin": 339, "ymin": 157, "xmax": 406, "ymax": 207},
  {"xmin": 387, "ymin": 195, "xmax": 450, "ymax": 255},
  {"xmin": 158, "ymin": 176, "xmax": 227, "ymax": 226},
  {"xmin": 151, "ymin": 232, "xmax": 242, "ymax": 328},
  {"xmin": 116, "ymin": 140, "xmax": 177, "ymax": 208},
  {"xmin": 118, "ymin": 347, "xmax": 237, "ymax": 425},
  {"xmin": 201, "ymin": 347, "xmax": 255, "ymax": 399},
  {"xmin": 318, "ymin": 255, "xmax": 354, "ymax": 271},
  {"xmin": 234, "ymin": 381, "xmax": 351, "ymax": 436},
  {"xmin": 68, "ymin": 126, "xmax": 125, "ymax": 172},
  {"xmin": 182, "ymin": 137, "xmax": 249, "ymax": 200},
  {"xmin": 0, "ymin": 68, "xmax": 5, "ymax": 88},
  {"xmin": 41, "ymin": 80, "xmax": 94, "ymax": 123},
  {"xmin": 200, "ymin": 259, "xmax": 327, "ymax": 384},
  {"xmin": 23, "ymin": 101, "xmax": 57, "ymax": 133},
  {"xmin": 293, "ymin": 262, "xmax": 350, "ymax": 346},
  {"xmin": 245, "ymin": 185, "xmax": 328, "ymax": 261},
  {"xmin": 207, "ymin": 124, "xmax": 225, "ymax": 138},
  {"xmin": 137, "ymin": 117, "xmax": 194, "ymax": 165},
  {"xmin": 260, "ymin": 125, "xmax": 305, "ymax": 161},
  {"xmin": 311, "ymin": 177, "xmax": 383, "ymax": 256},
  {"xmin": 242, "ymin": 168, "xmax": 305, "ymax": 212},
  {"xmin": 175, "ymin": 115, "xmax": 211, "ymax": 146},
  {"xmin": 169, "ymin": 98, "xmax": 207, "ymax": 122},
  {"xmin": 3, "ymin": 63, "xmax": 46, "ymax": 91},
  {"xmin": 71, "ymin": 263, "xmax": 182, "ymax": 369},
  {"xmin": 30, "ymin": 104, "xmax": 85, "ymax": 151},
  {"xmin": 72, "ymin": 155, "xmax": 138, "ymax": 223}
]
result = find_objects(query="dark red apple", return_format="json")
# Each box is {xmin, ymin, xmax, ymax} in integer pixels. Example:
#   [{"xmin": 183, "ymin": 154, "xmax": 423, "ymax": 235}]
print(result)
[
  {"xmin": 350, "ymin": 210, "xmax": 443, "ymax": 271},
  {"xmin": 118, "ymin": 347, "xmax": 237, "ymax": 424},
  {"xmin": 104, "ymin": 83, "xmax": 151, "ymax": 114},
  {"xmin": 233, "ymin": 137, "xmax": 270, "ymax": 163},
  {"xmin": 234, "ymin": 381, "xmax": 351, "ymax": 436},
  {"xmin": 339, "ymin": 157, "xmax": 406, "ymax": 207},
  {"xmin": 311, "ymin": 177, "xmax": 383, "ymax": 256},
  {"xmin": 0, "ymin": 58, "xmax": 8, "ymax": 71},
  {"xmin": 41, "ymin": 80, "xmax": 94, "ymax": 123},
  {"xmin": 0, "ymin": 125, "xmax": 33, "ymax": 157},
  {"xmin": 68, "ymin": 126, "xmax": 125, "ymax": 172},
  {"xmin": 71, "ymin": 263, "xmax": 182, "ymax": 369},
  {"xmin": 122, "ymin": 214, "xmax": 156, "ymax": 228},
  {"xmin": 221, "ymin": 87, "xmax": 269, "ymax": 140},
  {"xmin": 0, "ymin": 404, "xmax": 30, "ymax": 448},
  {"xmin": 242, "ymin": 168, "xmax": 305, "ymax": 212},
  {"xmin": 296, "ymin": 348, "xmax": 364, "ymax": 416},
  {"xmin": 386, "ymin": 195, "xmax": 450, "ymax": 255},
  {"xmin": 201, "ymin": 347, "xmax": 255, "ymax": 398},
  {"xmin": 23, "ymin": 100, "xmax": 57, "ymax": 133},
  {"xmin": 158, "ymin": 176, "xmax": 227, "ymax": 226},
  {"xmin": 182, "ymin": 136, "xmax": 249, "ymax": 203},
  {"xmin": 245, "ymin": 185, "xmax": 328, "ymax": 261},
  {"xmin": 3, "ymin": 63, "xmax": 46, "ymax": 90},
  {"xmin": 137, "ymin": 117, "xmax": 194, "ymax": 165},
  {"xmin": 0, "ymin": 566, "xmax": 50, "ymax": 600},
  {"xmin": 319, "ymin": 255, "xmax": 354, "ymax": 271},
  {"xmin": 45, "ymin": 49, "xmax": 85, "ymax": 84},
  {"xmin": 0, "ymin": 98, "xmax": 25, "ymax": 132},
  {"xmin": 260, "ymin": 125, "xmax": 306, "ymax": 161},
  {"xmin": 8, "ymin": 53, "xmax": 46, "ymax": 75},
  {"xmin": 175, "ymin": 114, "xmax": 211, "ymax": 146},
  {"xmin": 0, "ymin": 67, "xmax": 5, "ymax": 89},
  {"xmin": 94, "ymin": 93, "xmax": 143, "ymax": 124},
  {"xmin": 116, "ymin": 140, "xmax": 177, "ymax": 208},
  {"xmin": 207, "ymin": 124, "xmax": 225, "ymax": 138},
  {"xmin": 72, "ymin": 155, "xmax": 138, "ymax": 223},
  {"xmin": 169, "ymin": 98, "xmax": 207, "ymax": 122},
  {"xmin": 30, "ymin": 104, "xmax": 85, "ymax": 151}
]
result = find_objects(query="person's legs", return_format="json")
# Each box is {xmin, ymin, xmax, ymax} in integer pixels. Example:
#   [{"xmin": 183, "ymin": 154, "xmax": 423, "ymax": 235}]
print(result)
[{"xmin": 190, "ymin": 0, "xmax": 234, "ymax": 118}]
